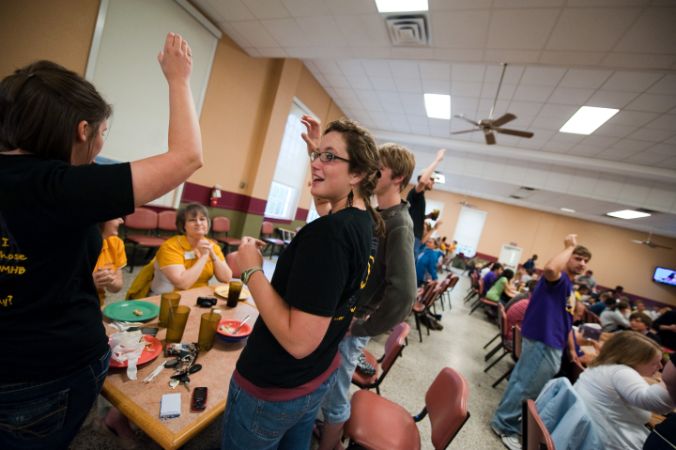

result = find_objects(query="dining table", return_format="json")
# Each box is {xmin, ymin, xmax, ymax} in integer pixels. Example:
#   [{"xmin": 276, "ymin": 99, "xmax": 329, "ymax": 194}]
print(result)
[{"xmin": 101, "ymin": 285, "xmax": 258, "ymax": 450}]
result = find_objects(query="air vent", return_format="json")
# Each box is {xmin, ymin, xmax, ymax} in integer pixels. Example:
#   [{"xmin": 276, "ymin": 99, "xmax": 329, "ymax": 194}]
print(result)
[{"xmin": 385, "ymin": 14, "xmax": 430, "ymax": 46}]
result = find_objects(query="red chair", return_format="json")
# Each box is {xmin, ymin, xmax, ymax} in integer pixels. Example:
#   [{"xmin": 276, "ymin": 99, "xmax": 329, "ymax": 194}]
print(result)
[
  {"xmin": 260, "ymin": 221, "xmax": 285, "ymax": 259},
  {"xmin": 412, "ymin": 281, "xmax": 440, "ymax": 342},
  {"xmin": 352, "ymin": 322, "xmax": 410, "ymax": 395},
  {"xmin": 345, "ymin": 367, "xmax": 470, "ymax": 450},
  {"xmin": 212, "ymin": 216, "xmax": 241, "ymax": 253},
  {"xmin": 483, "ymin": 303, "xmax": 512, "ymax": 372},
  {"xmin": 522, "ymin": 399, "xmax": 555, "ymax": 450},
  {"xmin": 492, "ymin": 324, "xmax": 522, "ymax": 388},
  {"xmin": 157, "ymin": 210, "xmax": 177, "ymax": 235},
  {"xmin": 124, "ymin": 208, "xmax": 165, "ymax": 272},
  {"xmin": 225, "ymin": 251, "xmax": 242, "ymax": 279}
]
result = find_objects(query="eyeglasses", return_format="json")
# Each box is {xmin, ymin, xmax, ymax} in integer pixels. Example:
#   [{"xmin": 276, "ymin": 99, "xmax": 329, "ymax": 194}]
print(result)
[{"xmin": 309, "ymin": 151, "xmax": 350, "ymax": 164}]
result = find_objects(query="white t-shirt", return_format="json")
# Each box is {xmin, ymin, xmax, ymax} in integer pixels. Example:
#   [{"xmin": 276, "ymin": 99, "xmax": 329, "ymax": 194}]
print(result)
[{"xmin": 574, "ymin": 364, "xmax": 674, "ymax": 450}]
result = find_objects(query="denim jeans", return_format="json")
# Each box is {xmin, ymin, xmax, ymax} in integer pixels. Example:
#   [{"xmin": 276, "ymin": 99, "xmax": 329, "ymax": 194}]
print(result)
[
  {"xmin": 491, "ymin": 337, "xmax": 562, "ymax": 436},
  {"xmin": 0, "ymin": 349, "xmax": 111, "ymax": 450},
  {"xmin": 221, "ymin": 370, "xmax": 337, "ymax": 450},
  {"xmin": 320, "ymin": 335, "xmax": 370, "ymax": 424},
  {"xmin": 413, "ymin": 237, "xmax": 423, "ymax": 260}
]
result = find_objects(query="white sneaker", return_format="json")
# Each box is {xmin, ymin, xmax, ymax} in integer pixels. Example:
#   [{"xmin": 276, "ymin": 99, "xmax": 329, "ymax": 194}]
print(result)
[{"xmin": 500, "ymin": 434, "xmax": 522, "ymax": 450}]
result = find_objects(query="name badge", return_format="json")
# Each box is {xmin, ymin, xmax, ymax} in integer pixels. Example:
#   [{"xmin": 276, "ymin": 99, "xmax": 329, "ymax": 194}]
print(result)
[{"xmin": 184, "ymin": 251, "xmax": 196, "ymax": 260}]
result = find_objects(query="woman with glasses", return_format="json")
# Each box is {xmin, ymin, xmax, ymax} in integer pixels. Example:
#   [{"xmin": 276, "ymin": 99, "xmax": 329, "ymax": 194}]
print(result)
[
  {"xmin": 0, "ymin": 33, "xmax": 202, "ymax": 449},
  {"xmin": 221, "ymin": 117, "xmax": 383, "ymax": 450}
]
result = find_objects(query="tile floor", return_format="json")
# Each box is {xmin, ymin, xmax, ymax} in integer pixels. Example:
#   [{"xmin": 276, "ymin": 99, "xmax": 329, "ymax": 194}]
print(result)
[{"xmin": 72, "ymin": 261, "xmax": 510, "ymax": 449}]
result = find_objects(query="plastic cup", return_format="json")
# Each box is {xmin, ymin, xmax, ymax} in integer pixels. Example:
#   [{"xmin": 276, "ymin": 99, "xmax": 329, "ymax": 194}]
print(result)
[
  {"xmin": 165, "ymin": 305, "xmax": 190, "ymax": 343},
  {"xmin": 227, "ymin": 281, "xmax": 243, "ymax": 308},
  {"xmin": 159, "ymin": 293, "xmax": 181, "ymax": 327},
  {"xmin": 198, "ymin": 310, "xmax": 222, "ymax": 351}
]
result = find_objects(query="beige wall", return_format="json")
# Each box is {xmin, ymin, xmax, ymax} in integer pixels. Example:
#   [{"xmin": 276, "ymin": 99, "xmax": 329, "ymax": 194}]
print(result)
[{"xmin": 416, "ymin": 188, "xmax": 676, "ymax": 305}]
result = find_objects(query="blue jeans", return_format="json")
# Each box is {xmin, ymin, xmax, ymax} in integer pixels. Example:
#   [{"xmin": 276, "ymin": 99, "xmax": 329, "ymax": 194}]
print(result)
[
  {"xmin": 491, "ymin": 337, "xmax": 562, "ymax": 436},
  {"xmin": 413, "ymin": 237, "xmax": 423, "ymax": 260},
  {"xmin": 320, "ymin": 335, "xmax": 370, "ymax": 424},
  {"xmin": 0, "ymin": 349, "xmax": 111, "ymax": 450},
  {"xmin": 221, "ymin": 371, "xmax": 337, "ymax": 450}
]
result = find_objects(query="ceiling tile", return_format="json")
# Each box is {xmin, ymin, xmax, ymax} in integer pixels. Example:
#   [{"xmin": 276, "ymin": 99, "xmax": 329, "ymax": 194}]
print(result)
[
  {"xmin": 628, "ymin": 128, "xmax": 675, "ymax": 143},
  {"xmin": 568, "ymin": 144, "xmax": 604, "ymax": 157},
  {"xmin": 400, "ymin": 93, "xmax": 427, "ymax": 115},
  {"xmin": 333, "ymin": 14, "xmax": 391, "ymax": 48},
  {"xmin": 280, "ymin": 0, "xmax": 331, "ymax": 17},
  {"xmin": 369, "ymin": 76, "xmax": 397, "ymax": 91},
  {"xmin": 325, "ymin": 0, "xmax": 378, "ymax": 15},
  {"xmin": 391, "ymin": 48, "xmax": 437, "ymax": 60},
  {"xmin": 539, "ymin": 51, "xmax": 605, "ymax": 66},
  {"xmin": 451, "ymin": 81, "xmax": 483, "ymax": 97},
  {"xmin": 296, "ymin": 16, "xmax": 344, "ymax": 47},
  {"xmin": 362, "ymin": 60, "xmax": 391, "ymax": 78},
  {"xmin": 647, "ymin": 74, "xmax": 676, "ymax": 95},
  {"xmin": 618, "ymin": 183, "xmax": 651, "ymax": 206},
  {"xmin": 389, "ymin": 60, "xmax": 421, "ymax": 79},
  {"xmin": 229, "ymin": 20, "xmax": 280, "ymax": 47},
  {"xmin": 615, "ymin": 9, "xmax": 676, "ymax": 54},
  {"xmin": 559, "ymin": 69, "xmax": 613, "ymax": 89},
  {"xmin": 512, "ymin": 85, "xmax": 555, "ymax": 102},
  {"xmin": 493, "ymin": 0, "xmax": 564, "ymax": 7},
  {"xmin": 241, "ymin": 0, "xmax": 290, "ymax": 19},
  {"xmin": 546, "ymin": 8, "xmax": 641, "ymax": 52},
  {"xmin": 521, "ymin": 66, "xmax": 567, "ymax": 86},
  {"xmin": 452, "ymin": 97, "xmax": 479, "ymax": 117},
  {"xmin": 451, "ymin": 64, "xmax": 486, "ymax": 82},
  {"xmin": 338, "ymin": 60, "xmax": 366, "ymax": 78},
  {"xmin": 646, "ymin": 142, "xmax": 676, "ymax": 155},
  {"xmin": 419, "ymin": 62, "xmax": 451, "ymax": 81},
  {"xmin": 324, "ymin": 73, "xmax": 351, "ymax": 88},
  {"xmin": 484, "ymin": 64, "xmax": 525, "ymax": 84},
  {"xmin": 593, "ymin": 177, "xmax": 623, "ymax": 201},
  {"xmin": 261, "ymin": 19, "xmax": 306, "ymax": 47},
  {"xmin": 544, "ymin": 171, "xmax": 573, "ymax": 192},
  {"xmin": 394, "ymin": 77, "xmax": 423, "ymax": 93},
  {"xmin": 585, "ymin": 90, "xmax": 639, "ymax": 109},
  {"xmin": 601, "ymin": 53, "xmax": 676, "ymax": 70},
  {"xmin": 204, "ymin": 0, "xmax": 254, "ymax": 21},
  {"xmin": 608, "ymin": 110, "xmax": 660, "ymax": 127},
  {"xmin": 481, "ymin": 83, "xmax": 517, "ymax": 100},
  {"xmin": 594, "ymin": 123, "xmax": 638, "ymax": 138},
  {"xmin": 345, "ymin": 74, "xmax": 373, "ymax": 90},
  {"xmin": 261, "ymin": 46, "xmax": 288, "ymax": 57},
  {"xmin": 477, "ymin": 99, "xmax": 510, "ymax": 117},
  {"xmin": 423, "ymin": 79, "xmax": 451, "ymax": 94},
  {"xmin": 484, "ymin": 49, "xmax": 542, "ymax": 64},
  {"xmin": 548, "ymin": 87, "xmax": 594, "ymax": 105},
  {"xmin": 430, "ymin": 0, "xmax": 492, "ymax": 9},
  {"xmin": 539, "ymin": 103, "xmax": 579, "ymax": 119},
  {"xmin": 531, "ymin": 116, "xmax": 565, "ymax": 130},
  {"xmin": 487, "ymin": 9, "xmax": 560, "ymax": 49},
  {"xmin": 602, "ymin": 71, "xmax": 664, "ymax": 92},
  {"xmin": 658, "ymin": 157, "xmax": 676, "ymax": 171},
  {"xmin": 434, "ymin": 48, "xmax": 485, "ymax": 61},
  {"xmin": 354, "ymin": 90, "xmax": 383, "ymax": 111},
  {"xmin": 567, "ymin": 174, "xmax": 598, "ymax": 196},
  {"xmin": 581, "ymin": 135, "xmax": 620, "ymax": 148},
  {"xmin": 626, "ymin": 94, "xmax": 676, "ymax": 113},
  {"xmin": 609, "ymin": 138, "xmax": 654, "ymax": 152},
  {"xmin": 645, "ymin": 114, "xmax": 676, "ymax": 131},
  {"xmin": 507, "ymin": 101, "xmax": 543, "ymax": 116},
  {"xmin": 645, "ymin": 186, "xmax": 676, "ymax": 211},
  {"xmin": 432, "ymin": 10, "xmax": 491, "ymax": 49}
]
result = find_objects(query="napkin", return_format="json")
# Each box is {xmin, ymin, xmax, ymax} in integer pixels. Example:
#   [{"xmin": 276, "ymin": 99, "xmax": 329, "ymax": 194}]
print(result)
[{"xmin": 110, "ymin": 330, "xmax": 145, "ymax": 380}]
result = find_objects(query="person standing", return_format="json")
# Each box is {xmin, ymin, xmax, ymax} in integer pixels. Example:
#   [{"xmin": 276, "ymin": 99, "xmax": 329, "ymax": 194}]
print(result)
[
  {"xmin": 317, "ymin": 143, "xmax": 417, "ymax": 450},
  {"xmin": 407, "ymin": 148, "xmax": 445, "ymax": 258},
  {"xmin": 491, "ymin": 235, "xmax": 591, "ymax": 450}
]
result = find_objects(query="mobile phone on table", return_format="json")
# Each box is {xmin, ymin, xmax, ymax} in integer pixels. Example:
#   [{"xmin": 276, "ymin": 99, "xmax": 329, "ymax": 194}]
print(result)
[{"xmin": 191, "ymin": 387, "xmax": 208, "ymax": 411}]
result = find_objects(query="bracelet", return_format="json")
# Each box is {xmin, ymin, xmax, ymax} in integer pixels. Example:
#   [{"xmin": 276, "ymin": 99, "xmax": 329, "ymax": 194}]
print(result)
[{"xmin": 241, "ymin": 267, "xmax": 263, "ymax": 285}]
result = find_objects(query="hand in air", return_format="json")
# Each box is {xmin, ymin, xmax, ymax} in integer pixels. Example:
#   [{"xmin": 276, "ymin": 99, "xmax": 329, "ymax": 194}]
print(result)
[
  {"xmin": 564, "ymin": 234, "xmax": 578, "ymax": 249},
  {"xmin": 158, "ymin": 32, "xmax": 192, "ymax": 83},
  {"xmin": 301, "ymin": 115, "xmax": 321, "ymax": 153}
]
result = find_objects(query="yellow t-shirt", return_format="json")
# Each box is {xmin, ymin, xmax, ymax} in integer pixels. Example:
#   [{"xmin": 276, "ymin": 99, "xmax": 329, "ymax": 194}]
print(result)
[
  {"xmin": 94, "ymin": 235, "xmax": 127, "ymax": 305},
  {"xmin": 153, "ymin": 235, "xmax": 225, "ymax": 293}
]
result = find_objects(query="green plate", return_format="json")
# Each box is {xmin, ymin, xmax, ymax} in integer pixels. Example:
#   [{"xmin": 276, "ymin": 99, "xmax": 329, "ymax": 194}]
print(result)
[{"xmin": 103, "ymin": 300, "xmax": 159, "ymax": 322}]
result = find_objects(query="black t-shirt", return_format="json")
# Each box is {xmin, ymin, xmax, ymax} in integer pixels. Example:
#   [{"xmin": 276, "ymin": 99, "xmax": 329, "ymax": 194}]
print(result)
[
  {"xmin": 236, "ymin": 207, "xmax": 374, "ymax": 388},
  {"xmin": 406, "ymin": 188, "xmax": 425, "ymax": 239},
  {"xmin": 0, "ymin": 154, "xmax": 134, "ymax": 381},
  {"xmin": 654, "ymin": 310, "xmax": 676, "ymax": 350}
]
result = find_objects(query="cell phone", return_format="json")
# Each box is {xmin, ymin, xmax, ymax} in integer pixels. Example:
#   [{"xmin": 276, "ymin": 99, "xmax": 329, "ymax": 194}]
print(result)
[{"xmin": 191, "ymin": 387, "xmax": 208, "ymax": 412}]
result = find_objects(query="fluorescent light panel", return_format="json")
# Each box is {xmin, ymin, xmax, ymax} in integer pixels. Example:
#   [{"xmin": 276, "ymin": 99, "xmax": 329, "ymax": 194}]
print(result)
[
  {"xmin": 375, "ymin": 0, "xmax": 428, "ymax": 13},
  {"xmin": 424, "ymin": 93, "xmax": 451, "ymax": 120},
  {"xmin": 606, "ymin": 209, "xmax": 651, "ymax": 220},
  {"xmin": 559, "ymin": 106, "xmax": 619, "ymax": 135}
]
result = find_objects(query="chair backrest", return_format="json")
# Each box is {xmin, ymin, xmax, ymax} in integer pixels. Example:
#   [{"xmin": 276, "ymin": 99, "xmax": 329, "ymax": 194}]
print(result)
[
  {"xmin": 260, "ymin": 221, "xmax": 274, "ymax": 236},
  {"xmin": 225, "ymin": 251, "xmax": 242, "ymax": 278},
  {"xmin": 523, "ymin": 399, "xmax": 555, "ymax": 450},
  {"xmin": 380, "ymin": 322, "xmax": 411, "ymax": 373},
  {"xmin": 447, "ymin": 275, "xmax": 459, "ymax": 289},
  {"xmin": 420, "ymin": 281, "xmax": 439, "ymax": 307},
  {"xmin": 425, "ymin": 367, "xmax": 470, "ymax": 449},
  {"xmin": 125, "ymin": 208, "xmax": 158, "ymax": 231},
  {"xmin": 157, "ymin": 210, "xmax": 177, "ymax": 232},
  {"xmin": 212, "ymin": 216, "xmax": 230, "ymax": 233},
  {"xmin": 513, "ymin": 325, "xmax": 522, "ymax": 359},
  {"xmin": 498, "ymin": 303, "xmax": 509, "ymax": 343}
]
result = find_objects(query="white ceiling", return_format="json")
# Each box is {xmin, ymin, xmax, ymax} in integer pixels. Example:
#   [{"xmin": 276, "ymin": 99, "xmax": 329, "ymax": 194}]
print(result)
[{"xmin": 192, "ymin": 0, "xmax": 676, "ymax": 240}]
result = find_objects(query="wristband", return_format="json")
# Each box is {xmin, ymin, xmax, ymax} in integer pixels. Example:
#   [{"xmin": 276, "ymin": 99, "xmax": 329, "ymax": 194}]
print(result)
[{"xmin": 241, "ymin": 267, "xmax": 263, "ymax": 285}]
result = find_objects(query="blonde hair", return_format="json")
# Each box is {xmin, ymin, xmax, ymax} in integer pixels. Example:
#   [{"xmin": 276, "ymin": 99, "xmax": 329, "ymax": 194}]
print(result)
[
  {"xmin": 378, "ymin": 143, "xmax": 415, "ymax": 192},
  {"xmin": 590, "ymin": 331, "xmax": 662, "ymax": 370}
]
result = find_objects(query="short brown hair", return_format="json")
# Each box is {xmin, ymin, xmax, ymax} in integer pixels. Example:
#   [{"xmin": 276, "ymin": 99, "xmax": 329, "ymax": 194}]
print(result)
[
  {"xmin": 378, "ymin": 143, "xmax": 415, "ymax": 192},
  {"xmin": 176, "ymin": 203, "xmax": 210, "ymax": 234},
  {"xmin": 573, "ymin": 245, "xmax": 591, "ymax": 260},
  {"xmin": 629, "ymin": 312, "xmax": 653, "ymax": 328},
  {"xmin": 590, "ymin": 331, "xmax": 661, "ymax": 370}
]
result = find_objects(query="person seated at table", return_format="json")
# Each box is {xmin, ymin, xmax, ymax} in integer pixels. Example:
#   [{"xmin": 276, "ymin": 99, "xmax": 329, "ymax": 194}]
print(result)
[
  {"xmin": 601, "ymin": 299, "xmax": 631, "ymax": 332},
  {"xmin": 415, "ymin": 237, "xmax": 444, "ymax": 286},
  {"xmin": 574, "ymin": 331, "xmax": 675, "ymax": 450},
  {"xmin": 485, "ymin": 268, "xmax": 516, "ymax": 304},
  {"xmin": 629, "ymin": 312, "xmax": 661, "ymax": 344},
  {"xmin": 221, "ymin": 118, "xmax": 382, "ymax": 450},
  {"xmin": 576, "ymin": 269, "xmax": 597, "ymax": 291},
  {"xmin": 93, "ymin": 218, "xmax": 126, "ymax": 306},
  {"xmin": 482, "ymin": 262, "xmax": 503, "ymax": 295},
  {"xmin": 150, "ymin": 203, "xmax": 232, "ymax": 294},
  {"xmin": 643, "ymin": 353, "xmax": 676, "ymax": 449},
  {"xmin": 653, "ymin": 307, "xmax": 676, "ymax": 351},
  {"xmin": 589, "ymin": 290, "xmax": 612, "ymax": 316}
]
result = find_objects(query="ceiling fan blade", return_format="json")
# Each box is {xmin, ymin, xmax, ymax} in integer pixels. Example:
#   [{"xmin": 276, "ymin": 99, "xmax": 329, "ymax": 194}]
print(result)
[
  {"xmin": 491, "ymin": 113, "xmax": 516, "ymax": 127},
  {"xmin": 484, "ymin": 129, "xmax": 496, "ymax": 145},
  {"xmin": 454, "ymin": 114, "xmax": 480, "ymax": 127},
  {"xmin": 451, "ymin": 128, "xmax": 480, "ymax": 135},
  {"xmin": 495, "ymin": 127, "xmax": 534, "ymax": 138}
]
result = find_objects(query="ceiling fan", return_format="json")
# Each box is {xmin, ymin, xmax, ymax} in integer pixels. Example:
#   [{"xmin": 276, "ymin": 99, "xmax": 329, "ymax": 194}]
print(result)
[
  {"xmin": 451, "ymin": 63, "xmax": 534, "ymax": 145},
  {"xmin": 631, "ymin": 232, "xmax": 673, "ymax": 250}
]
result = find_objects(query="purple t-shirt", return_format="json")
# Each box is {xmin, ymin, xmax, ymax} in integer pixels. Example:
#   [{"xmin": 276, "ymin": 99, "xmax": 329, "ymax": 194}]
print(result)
[
  {"xmin": 482, "ymin": 271, "xmax": 498, "ymax": 295},
  {"xmin": 521, "ymin": 272, "xmax": 574, "ymax": 351}
]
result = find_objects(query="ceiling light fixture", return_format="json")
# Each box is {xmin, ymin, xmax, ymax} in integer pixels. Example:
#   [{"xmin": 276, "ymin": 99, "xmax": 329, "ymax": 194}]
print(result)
[
  {"xmin": 424, "ymin": 93, "xmax": 451, "ymax": 120},
  {"xmin": 560, "ymin": 207, "xmax": 576, "ymax": 213},
  {"xmin": 559, "ymin": 106, "xmax": 619, "ymax": 135},
  {"xmin": 375, "ymin": 0, "xmax": 428, "ymax": 13},
  {"xmin": 606, "ymin": 209, "xmax": 651, "ymax": 220}
]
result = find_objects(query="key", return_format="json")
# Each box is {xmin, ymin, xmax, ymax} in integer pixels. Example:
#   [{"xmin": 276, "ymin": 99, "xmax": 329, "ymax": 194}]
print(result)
[{"xmin": 169, "ymin": 378, "xmax": 180, "ymax": 389}]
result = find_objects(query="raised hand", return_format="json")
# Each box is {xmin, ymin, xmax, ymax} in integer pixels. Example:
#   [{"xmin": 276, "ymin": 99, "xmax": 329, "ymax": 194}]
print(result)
[
  {"xmin": 158, "ymin": 32, "xmax": 192, "ymax": 83},
  {"xmin": 564, "ymin": 234, "xmax": 578, "ymax": 249},
  {"xmin": 301, "ymin": 114, "xmax": 321, "ymax": 153},
  {"xmin": 237, "ymin": 237, "xmax": 264, "ymax": 270}
]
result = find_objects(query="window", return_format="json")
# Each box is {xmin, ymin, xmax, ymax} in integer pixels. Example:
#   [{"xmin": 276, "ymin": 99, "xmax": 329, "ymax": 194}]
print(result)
[
  {"xmin": 452, "ymin": 206, "xmax": 487, "ymax": 258},
  {"xmin": 264, "ymin": 100, "xmax": 312, "ymax": 220}
]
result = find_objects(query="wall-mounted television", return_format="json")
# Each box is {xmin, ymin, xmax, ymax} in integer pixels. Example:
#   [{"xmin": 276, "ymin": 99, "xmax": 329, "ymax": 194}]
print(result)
[{"xmin": 652, "ymin": 267, "xmax": 676, "ymax": 287}]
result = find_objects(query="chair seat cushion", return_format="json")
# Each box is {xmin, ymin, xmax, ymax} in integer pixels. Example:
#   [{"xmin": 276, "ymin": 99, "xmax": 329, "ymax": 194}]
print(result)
[
  {"xmin": 345, "ymin": 390, "xmax": 421, "ymax": 450},
  {"xmin": 125, "ymin": 234, "xmax": 165, "ymax": 247},
  {"xmin": 351, "ymin": 350, "xmax": 379, "ymax": 386}
]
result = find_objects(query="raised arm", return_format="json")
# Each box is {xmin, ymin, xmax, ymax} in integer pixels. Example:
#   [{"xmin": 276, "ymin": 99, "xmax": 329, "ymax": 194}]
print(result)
[
  {"xmin": 415, "ymin": 148, "xmax": 445, "ymax": 192},
  {"xmin": 543, "ymin": 234, "xmax": 577, "ymax": 282},
  {"xmin": 130, "ymin": 33, "xmax": 203, "ymax": 206},
  {"xmin": 301, "ymin": 114, "xmax": 321, "ymax": 154}
]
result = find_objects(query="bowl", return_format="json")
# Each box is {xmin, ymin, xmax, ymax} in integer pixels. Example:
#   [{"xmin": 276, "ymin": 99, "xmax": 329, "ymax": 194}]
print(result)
[{"xmin": 216, "ymin": 319, "xmax": 253, "ymax": 343}]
